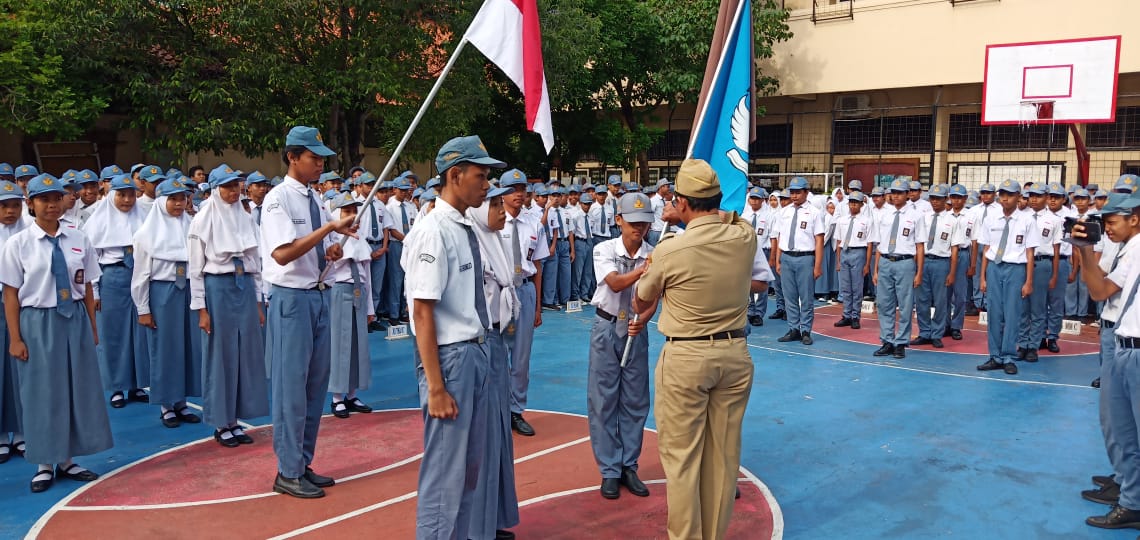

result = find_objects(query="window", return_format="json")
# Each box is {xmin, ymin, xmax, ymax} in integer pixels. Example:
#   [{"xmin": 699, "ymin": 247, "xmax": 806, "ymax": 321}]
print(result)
[
  {"xmin": 947, "ymin": 113, "xmax": 1067, "ymax": 152},
  {"xmin": 647, "ymin": 130, "xmax": 690, "ymax": 161},
  {"xmin": 1122, "ymin": 161, "xmax": 1140, "ymax": 176},
  {"xmin": 832, "ymin": 115, "xmax": 933, "ymax": 154},
  {"xmin": 1087, "ymin": 107, "xmax": 1140, "ymax": 149},
  {"xmin": 750, "ymin": 123, "xmax": 793, "ymax": 158}
]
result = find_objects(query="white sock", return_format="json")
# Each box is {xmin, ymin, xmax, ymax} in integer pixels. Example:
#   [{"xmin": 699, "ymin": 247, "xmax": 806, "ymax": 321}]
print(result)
[{"xmin": 217, "ymin": 429, "xmax": 234, "ymax": 440}]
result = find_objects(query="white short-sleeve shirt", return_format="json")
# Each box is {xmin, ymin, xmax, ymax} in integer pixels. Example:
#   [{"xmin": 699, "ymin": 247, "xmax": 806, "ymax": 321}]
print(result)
[
  {"xmin": 0, "ymin": 222, "xmax": 101, "ymax": 308},
  {"xmin": 924, "ymin": 210, "xmax": 957, "ymax": 257},
  {"xmin": 1025, "ymin": 209, "xmax": 1062, "ymax": 258},
  {"xmin": 775, "ymin": 202, "xmax": 824, "ymax": 252},
  {"xmin": 500, "ymin": 211, "xmax": 548, "ymax": 278},
  {"xmin": 259, "ymin": 176, "xmax": 334, "ymax": 289},
  {"xmin": 871, "ymin": 205, "xmax": 928, "ymax": 256},
  {"xmin": 591, "ymin": 237, "xmax": 652, "ymax": 317},
  {"xmin": 979, "ymin": 210, "xmax": 1041, "ymax": 264},
  {"xmin": 834, "ymin": 211, "xmax": 874, "ymax": 249},
  {"xmin": 1109, "ymin": 235, "xmax": 1140, "ymax": 338},
  {"xmin": 402, "ymin": 198, "xmax": 486, "ymax": 344}
]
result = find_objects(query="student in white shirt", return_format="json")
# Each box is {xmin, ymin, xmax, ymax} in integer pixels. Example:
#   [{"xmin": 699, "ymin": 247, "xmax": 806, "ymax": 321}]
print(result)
[
  {"xmin": 190, "ymin": 165, "xmax": 268, "ymax": 449},
  {"xmin": 352, "ymin": 172, "xmax": 391, "ymax": 331},
  {"xmin": 1042, "ymin": 183, "xmax": 1073, "ymax": 352},
  {"xmin": 1066, "ymin": 188, "xmax": 1094, "ymax": 320},
  {"xmin": 945, "ymin": 184, "xmax": 975, "ymax": 340},
  {"xmin": 912, "ymin": 185, "xmax": 958, "ymax": 349},
  {"xmin": 968, "ymin": 183, "xmax": 1000, "ymax": 314},
  {"xmin": 0, "ymin": 174, "xmax": 111, "ymax": 493},
  {"xmin": 833, "ymin": 191, "xmax": 874, "ymax": 329},
  {"xmin": 135, "ymin": 165, "xmax": 165, "ymax": 216},
  {"xmin": 870, "ymin": 179, "xmax": 928, "ymax": 359},
  {"xmin": 572, "ymin": 193, "xmax": 596, "ymax": 302},
  {"xmin": 773, "ymin": 177, "xmax": 825, "ymax": 345},
  {"xmin": 0, "ymin": 181, "xmax": 28, "ymax": 465},
  {"xmin": 588, "ymin": 192, "xmax": 656, "ymax": 501},
  {"xmin": 83, "ymin": 174, "xmax": 150, "ymax": 408},
  {"xmin": 402, "ymin": 135, "xmax": 505, "ymax": 540},
  {"xmin": 1015, "ymin": 183, "xmax": 1062, "ymax": 362},
  {"xmin": 742, "ymin": 187, "xmax": 773, "ymax": 326},
  {"xmin": 977, "ymin": 179, "xmax": 1041, "ymax": 375},
  {"xmin": 385, "ymin": 178, "xmax": 416, "ymax": 324},
  {"xmin": 648, "ymin": 178, "xmax": 672, "ymax": 246},
  {"xmin": 259, "ymin": 128, "xmax": 356, "ymax": 499},
  {"xmin": 131, "ymin": 178, "xmax": 202, "ymax": 429}
]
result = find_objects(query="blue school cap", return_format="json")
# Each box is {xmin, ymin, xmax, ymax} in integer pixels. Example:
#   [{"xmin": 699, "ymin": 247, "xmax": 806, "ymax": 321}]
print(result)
[
  {"xmin": 607, "ymin": 175, "xmax": 622, "ymax": 186},
  {"xmin": 434, "ymin": 136, "xmax": 506, "ymax": 174},
  {"xmin": 425, "ymin": 176, "xmax": 441, "ymax": 190},
  {"xmin": 323, "ymin": 190, "xmax": 338, "ymax": 201},
  {"xmin": 1024, "ymin": 183, "xmax": 1046, "ymax": 195},
  {"xmin": 1114, "ymin": 174, "xmax": 1139, "ymax": 193},
  {"xmin": 285, "ymin": 126, "xmax": 336, "ymax": 157},
  {"xmin": 534, "ymin": 185, "xmax": 549, "ymax": 197},
  {"xmin": 1096, "ymin": 192, "xmax": 1140, "ymax": 216},
  {"xmin": 908, "ymin": 180, "xmax": 922, "ymax": 191},
  {"xmin": 948, "ymin": 184, "xmax": 968, "ymax": 197},
  {"xmin": 617, "ymin": 193, "xmax": 655, "ymax": 223},
  {"xmin": 1046, "ymin": 183, "xmax": 1066, "ymax": 196},
  {"xmin": 156, "ymin": 177, "xmax": 191, "ymax": 197},
  {"xmin": 579, "ymin": 193, "xmax": 594, "ymax": 204},
  {"xmin": 928, "ymin": 184, "xmax": 949, "ymax": 198},
  {"xmin": 847, "ymin": 179, "xmax": 863, "ymax": 191},
  {"xmin": 356, "ymin": 172, "xmax": 377, "ymax": 185},
  {"xmin": 245, "ymin": 171, "xmax": 269, "ymax": 185},
  {"xmin": 109, "ymin": 174, "xmax": 137, "ymax": 191},
  {"xmin": 75, "ymin": 170, "xmax": 99, "ymax": 185},
  {"xmin": 486, "ymin": 186, "xmax": 511, "ymax": 199},
  {"xmin": 15, "ymin": 165, "xmax": 38, "ymax": 179},
  {"xmin": 208, "ymin": 165, "xmax": 241, "ymax": 189},
  {"xmin": 1072, "ymin": 188, "xmax": 1090, "ymax": 198},
  {"xmin": 1087, "ymin": 183, "xmax": 1101, "ymax": 193},
  {"xmin": 499, "ymin": 169, "xmax": 527, "ymax": 188},
  {"xmin": 748, "ymin": 187, "xmax": 764, "ymax": 199},
  {"xmin": 787, "ymin": 176, "xmax": 809, "ymax": 190},
  {"xmin": 0, "ymin": 181, "xmax": 22, "ymax": 201},
  {"xmin": 997, "ymin": 179, "xmax": 1020, "ymax": 194},
  {"xmin": 330, "ymin": 192, "xmax": 361, "ymax": 210},
  {"xmin": 888, "ymin": 179, "xmax": 908, "ymax": 192},
  {"xmin": 27, "ymin": 174, "xmax": 65, "ymax": 197},
  {"xmin": 101, "ymin": 165, "xmax": 124, "ymax": 180},
  {"xmin": 0, "ymin": 163, "xmax": 12, "ymax": 176},
  {"xmin": 870, "ymin": 186, "xmax": 885, "ymax": 196},
  {"xmin": 979, "ymin": 183, "xmax": 996, "ymax": 193},
  {"xmin": 139, "ymin": 165, "xmax": 165, "ymax": 183},
  {"xmin": 319, "ymin": 171, "xmax": 342, "ymax": 183}
]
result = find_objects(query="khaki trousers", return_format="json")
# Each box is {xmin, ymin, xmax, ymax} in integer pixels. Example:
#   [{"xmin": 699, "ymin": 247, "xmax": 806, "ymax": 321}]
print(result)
[{"xmin": 655, "ymin": 338, "xmax": 754, "ymax": 540}]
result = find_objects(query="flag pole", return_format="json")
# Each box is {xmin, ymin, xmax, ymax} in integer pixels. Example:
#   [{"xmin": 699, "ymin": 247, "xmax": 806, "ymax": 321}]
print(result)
[{"xmin": 318, "ymin": 26, "xmax": 475, "ymax": 283}]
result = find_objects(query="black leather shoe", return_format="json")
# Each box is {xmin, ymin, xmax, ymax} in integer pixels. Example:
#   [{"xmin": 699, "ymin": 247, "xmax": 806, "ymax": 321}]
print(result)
[
  {"xmin": 331, "ymin": 400, "xmax": 350, "ymax": 419},
  {"xmin": 214, "ymin": 428, "xmax": 240, "ymax": 448},
  {"xmin": 129, "ymin": 388, "xmax": 150, "ymax": 403},
  {"xmin": 892, "ymin": 345, "xmax": 906, "ymax": 359},
  {"xmin": 161, "ymin": 410, "xmax": 181, "ymax": 428},
  {"xmin": 1039, "ymin": 338, "xmax": 1049, "ymax": 350},
  {"xmin": 1003, "ymin": 362, "xmax": 1018, "ymax": 375},
  {"xmin": 910, "ymin": 337, "xmax": 932, "ymax": 346},
  {"xmin": 367, "ymin": 321, "xmax": 387, "ymax": 333},
  {"xmin": 620, "ymin": 467, "xmax": 649, "ymax": 497},
  {"xmin": 1083, "ymin": 482, "xmax": 1121, "ymax": 506},
  {"xmin": 387, "ymin": 317, "xmax": 402, "ymax": 326},
  {"xmin": 950, "ymin": 329, "xmax": 963, "ymax": 340},
  {"xmin": 931, "ymin": 338, "xmax": 944, "ymax": 349},
  {"xmin": 175, "ymin": 408, "xmax": 201, "ymax": 424},
  {"xmin": 1017, "ymin": 347, "xmax": 1027, "ymax": 360},
  {"xmin": 1024, "ymin": 349, "xmax": 1039, "ymax": 363},
  {"xmin": 495, "ymin": 530, "xmax": 516, "ymax": 540},
  {"xmin": 1047, "ymin": 339, "xmax": 1061, "ymax": 353},
  {"xmin": 833, "ymin": 318, "xmax": 851, "ymax": 327},
  {"xmin": 30, "ymin": 470, "xmax": 53, "ymax": 493},
  {"xmin": 1086, "ymin": 505, "xmax": 1140, "ymax": 529},
  {"xmin": 110, "ymin": 391, "xmax": 126, "ymax": 409},
  {"xmin": 346, "ymin": 398, "xmax": 373, "ymax": 413},
  {"xmin": 965, "ymin": 307, "xmax": 979, "ymax": 316},
  {"xmin": 801, "ymin": 332, "xmax": 813, "ymax": 346},
  {"xmin": 1093, "ymin": 377, "xmax": 1102, "ymax": 388},
  {"xmin": 13, "ymin": 441, "xmax": 23, "ymax": 457},
  {"xmin": 977, "ymin": 358, "xmax": 1004, "ymax": 371},
  {"xmin": 511, "ymin": 413, "xmax": 535, "ymax": 436},
  {"xmin": 777, "ymin": 330, "xmax": 801, "ymax": 343},
  {"xmin": 273, "ymin": 473, "xmax": 325, "ymax": 499},
  {"xmin": 56, "ymin": 464, "xmax": 98, "ymax": 482},
  {"xmin": 748, "ymin": 315, "xmax": 761, "ymax": 327},
  {"xmin": 541, "ymin": 304, "xmax": 559, "ymax": 311},
  {"xmin": 1094, "ymin": 475, "xmax": 1117, "ymax": 488},
  {"xmin": 600, "ymin": 478, "xmax": 620, "ymax": 499},
  {"xmin": 851, "ymin": 319, "xmax": 861, "ymax": 329},
  {"xmin": 768, "ymin": 310, "xmax": 786, "ymax": 320},
  {"xmin": 304, "ymin": 467, "xmax": 335, "ymax": 488},
  {"xmin": 873, "ymin": 343, "xmax": 895, "ymax": 357}
]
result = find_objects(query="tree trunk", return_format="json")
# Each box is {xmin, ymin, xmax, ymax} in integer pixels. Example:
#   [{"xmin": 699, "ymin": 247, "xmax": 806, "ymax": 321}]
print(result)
[
  {"xmin": 327, "ymin": 103, "xmax": 342, "ymax": 172},
  {"xmin": 617, "ymin": 89, "xmax": 646, "ymax": 185}
]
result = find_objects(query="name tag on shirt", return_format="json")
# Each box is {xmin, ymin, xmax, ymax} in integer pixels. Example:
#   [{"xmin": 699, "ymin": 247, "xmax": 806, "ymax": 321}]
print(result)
[
  {"xmin": 74, "ymin": 270, "xmax": 85, "ymax": 284},
  {"xmin": 857, "ymin": 231, "xmax": 864, "ymax": 239},
  {"xmin": 460, "ymin": 262, "xmax": 473, "ymax": 272},
  {"xmin": 1042, "ymin": 228, "xmax": 1051, "ymax": 237},
  {"xmin": 1015, "ymin": 235, "xmax": 1024, "ymax": 245},
  {"xmin": 799, "ymin": 221, "xmax": 807, "ymax": 230},
  {"xmin": 902, "ymin": 228, "xmax": 911, "ymax": 237},
  {"xmin": 941, "ymin": 232, "xmax": 949, "ymax": 241},
  {"xmin": 292, "ymin": 219, "xmax": 307, "ymax": 225}
]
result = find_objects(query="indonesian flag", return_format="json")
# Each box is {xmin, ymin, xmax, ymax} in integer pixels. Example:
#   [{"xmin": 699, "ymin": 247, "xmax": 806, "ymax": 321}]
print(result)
[{"xmin": 466, "ymin": 0, "xmax": 554, "ymax": 153}]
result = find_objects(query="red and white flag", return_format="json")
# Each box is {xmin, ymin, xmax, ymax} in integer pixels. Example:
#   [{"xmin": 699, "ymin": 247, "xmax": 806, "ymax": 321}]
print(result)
[{"xmin": 466, "ymin": 0, "xmax": 554, "ymax": 153}]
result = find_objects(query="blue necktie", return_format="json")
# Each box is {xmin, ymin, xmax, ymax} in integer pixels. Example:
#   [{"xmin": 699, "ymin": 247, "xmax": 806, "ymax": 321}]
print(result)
[
  {"xmin": 555, "ymin": 208, "xmax": 564, "ymax": 239},
  {"xmin": 369, "ymin": 203, "xmax": 379, "ymax": 241},
  {"xmin": 401, "ymin": 203, "xmax": 410, "ymax": 233},
  {"xmin": 123, "ymin": 245, "xmax": 134, "ymax": 269},
  {"xmin": 462, "ymin": 225, "xmax": 490, "ymax": 330},
  {"xmin": 254, "ymin": 206, "xmax": 262, "ymax": 226},
  {"xmin": 47, "ymin": 236, "xmax": 75, "ymax": 318},
  {"xmin": 307, "ymin": 190, "xmax": 327, "ymax": 273}
]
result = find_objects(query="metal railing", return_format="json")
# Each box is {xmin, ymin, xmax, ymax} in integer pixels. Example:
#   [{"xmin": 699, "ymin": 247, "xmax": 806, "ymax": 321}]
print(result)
[{"xmin": 812, "ymin": 0, "xmax": 853, "ymax": 23}]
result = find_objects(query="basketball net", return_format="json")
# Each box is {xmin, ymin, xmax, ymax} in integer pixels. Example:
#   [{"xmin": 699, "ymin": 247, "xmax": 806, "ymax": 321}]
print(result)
[{"xmin": 1019, "ymin": 100, "xmax": 1055, "ymax": 129}]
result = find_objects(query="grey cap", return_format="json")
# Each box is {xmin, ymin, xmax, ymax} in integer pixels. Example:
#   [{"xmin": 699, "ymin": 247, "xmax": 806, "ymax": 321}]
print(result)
[
  {"xmin": 617, "ymin": 192, "xmax": 654, "ymax": 223},
  {"xmin": 330, "ymin": 192, "xmax": 361, "ymax": 210},
  {"xmin": 848, "ymin": 179, "xmax": 863, "ymax": 191},
  {"xmin": 848, "ymin": 191, "xmax": 866, "ymax": 202},
  {"xmin": 434, "ymin": 135, "xmax": 506, "ymax": 174}
]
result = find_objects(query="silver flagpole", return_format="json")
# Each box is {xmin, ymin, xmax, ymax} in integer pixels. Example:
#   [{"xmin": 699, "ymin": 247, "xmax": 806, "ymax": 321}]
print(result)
[{"xmin": 620, "ymin": 313, "xmax": 639, "ymax": 368}]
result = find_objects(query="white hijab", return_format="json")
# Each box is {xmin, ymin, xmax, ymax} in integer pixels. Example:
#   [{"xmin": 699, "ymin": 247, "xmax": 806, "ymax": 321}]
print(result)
[
  {"xmin": 82, "ymin": 192, "xmax": 146, "ymax": 248},
  {"xmin": 134, "ymin": 195, "xmax": 190, "ymax": 262},
  {"xmin": 331, "ymin": 207, "xmax": 374, "ymax": 262},
  {"xmin": 188, "ymin": 191, "xmax": 258, "ymax": 259},
  {"xmin": 468, "ymin": 200, "xmax": 518, "ymax": 327}
]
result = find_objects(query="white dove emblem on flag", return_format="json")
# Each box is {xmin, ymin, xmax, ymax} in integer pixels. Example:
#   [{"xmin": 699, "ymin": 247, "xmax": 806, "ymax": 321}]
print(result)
[{"xmin": 725, "ymin": 95, "xmax": 750, "ymax": 175}]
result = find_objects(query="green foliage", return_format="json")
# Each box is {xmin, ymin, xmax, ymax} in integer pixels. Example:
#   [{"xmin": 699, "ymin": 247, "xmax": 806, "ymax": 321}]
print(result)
[{"xmin": 0, "ymin": 1, "xmax": 108, "ymax": 138}]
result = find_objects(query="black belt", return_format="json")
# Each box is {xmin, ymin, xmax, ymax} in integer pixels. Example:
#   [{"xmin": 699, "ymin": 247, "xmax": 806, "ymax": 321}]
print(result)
[
  {"xmin": 367, "ymin": 239, "xmax": 384, "ymax": 245},
  {"xmin": 100, "ymin": 262, "xmax": 127, "ymax": 269},
  {"xmin": 521, "ymin": 276, "xmax": 533, "ymax": 284},
  {"xmin": 556, "ymin": 237, "xmax": 570, "ymax": 243},
  {"xmin": 1034, "ymin": 255, "xmax": 1055, "ymax": 261},
  {"xmin": 1058, "ymin": 255, "xmax": 1070, "ymax": 260},
  {"xmin": 843, "ymin": 246, "xmax": 868, "ymax": 252},
  {"xmin": 1103, "ymin": 319, "xmax": 1117, "ymax": 329},
  {"xmin": 307, "ymin": 283, "xmax": 330, "ymax": 291},
  {"xmin": 666, "ymin": 328, "xmax": 747, "ymax": 342},
  {"xmin": 926, "ymin": 254, "xmax": 949, "ymax": 260},
  {"xmin": 462, "ymin": 334, "xmax": 487, "ymax": 345},
  {"xmin": 593, "ymin": 235, "xmax": 610, "ymax": 241},
  {"xmin": 596, "ymin": 308, "xmax": 617, "ymax": 322},
  {"xmin": 1118, "ymin": 337, "xmax": 1140, "ymax": 349},
  {"xmin": 783, "ymin": 251, "xmax": 814, "ymax": 257},
  {"xmin": 882, "ymin": 254, "xmax": 914, "ymax": 262}
]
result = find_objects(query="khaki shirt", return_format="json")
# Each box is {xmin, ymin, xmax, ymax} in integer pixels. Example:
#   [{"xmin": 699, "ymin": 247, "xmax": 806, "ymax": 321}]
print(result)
[{"xmin": 637, "ymin": 213, "xmax": 756, "ymax": 337}]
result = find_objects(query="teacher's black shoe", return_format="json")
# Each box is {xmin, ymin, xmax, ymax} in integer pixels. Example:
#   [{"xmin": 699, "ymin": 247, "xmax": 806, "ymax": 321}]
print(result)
[
  {"xmin": 511, "ymin": 413, "xmax": 535, "ymax": 436},
  {"xmin": 1086, "ymin": 505, "xmax": 1140, "ymax": 529},
  {"xmin": 273, "ymin": 473, "xmax": 325, "ymax": 499},
  {"xmin": 600, "ymin": 478, "xmax": 620, "ymax": 500},
  {"xmin": 873, "ymin": 343, "xmax": 895, "ymax": 357},
  {"xmin": 776, "ymin": 330, "xmax": 801, "ymax": 343},
  {"xmin": 30, "ymin": 470, "xmax": 53, "ymax": 493},
  {"xmin": 304, "ymin": 467, "xmax": 335, "ymax": 488},
  {"xmin": 56, "ymin": 464, "xmax": 98, "ymax": 482},
  {"xmin": 620, "ymin": 467, "xmax": 649, "ymax": 497},
  {"xmin": 109, "ymin": 391, "xmax": 126, "ymax": 409}
]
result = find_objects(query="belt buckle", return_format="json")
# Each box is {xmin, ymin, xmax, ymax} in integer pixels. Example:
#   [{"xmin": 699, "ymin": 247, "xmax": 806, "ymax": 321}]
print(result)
[
  {"xmin": 317, "ymin": 283, "xmax": 328, "ymax": 291},
  {"xmin": 477, "ymin": 334, "xmax": 486, "ymax": 345}
]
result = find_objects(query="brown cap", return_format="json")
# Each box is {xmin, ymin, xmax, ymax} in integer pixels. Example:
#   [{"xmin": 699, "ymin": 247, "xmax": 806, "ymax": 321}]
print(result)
[{"xmin": 674, "ymin": 159, "xmax": 721, "ymax": 198}]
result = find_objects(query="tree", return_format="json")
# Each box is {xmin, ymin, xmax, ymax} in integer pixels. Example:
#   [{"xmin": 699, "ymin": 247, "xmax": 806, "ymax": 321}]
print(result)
[{"xmin": 0, "ymin": 1, "xmax": 108, "ymax": 139}]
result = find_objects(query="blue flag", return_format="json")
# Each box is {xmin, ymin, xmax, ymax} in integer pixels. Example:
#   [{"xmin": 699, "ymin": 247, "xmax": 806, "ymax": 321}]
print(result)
[{"xmin": 687, "ymin": 0, "xmax": 753, "ymax": 213}]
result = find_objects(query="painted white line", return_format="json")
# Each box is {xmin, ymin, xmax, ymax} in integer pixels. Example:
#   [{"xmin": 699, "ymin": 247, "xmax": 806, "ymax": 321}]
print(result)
[
  {"xmin": 58, "ymin": 492, "xmax": 278, "ymax": 512},
  {"xmin": 266, "ymin": 491, "xmax": 419, "ymax": 540},
  {"xmin": 740, "ymin": 467, "xmax": 784, "ymax": 540},
  {"xmin": 179, "ymin": 401, "xmax": 255, "ymax": 430},
  {"xmin": 514, "ymin": 436, "xmax": 590, "ymax": 464}
]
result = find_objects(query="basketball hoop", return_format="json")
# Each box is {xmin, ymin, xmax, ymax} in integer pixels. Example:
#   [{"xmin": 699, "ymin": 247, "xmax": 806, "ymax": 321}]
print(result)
[{"xmin": 1019, "ymin": 99, "xmax": 1055, "ymax": 128}]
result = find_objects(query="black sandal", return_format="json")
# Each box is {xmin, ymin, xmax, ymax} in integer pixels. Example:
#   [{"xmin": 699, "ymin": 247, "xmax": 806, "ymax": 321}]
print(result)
[
  {"xmin": 56, "ymin": 463, "xmax": 98, "ymax": 482},
  {"xmin": 128, "ymin": 388, "xmax": 150, "ymax": 403},
  {"xmin": 346, "ymin": 398, "xmax": 373, "ymax": 414},
  {"xmin": 175, "ymin": 407, "xmax": 201, "ymax": 424},
  {"xmin": 161, "ymin": 410, "xmax": 181, "ymax": 428},
  {"xmin": 0, "ymin": 443, "xmax": 10, "ymax": 465},
  {"xmin": 214, "ymin": 428, "xmax": 240, "ymax": 448},
  {"xmin": 331, "ymin": 400, "xmax": 350, "ymax": 419},
  {"xmin": 13, "ymin": 441, "xmax": 24, "ymax": 457},
  {"xmin": 30, "ymin": 469, "xmax": 54, "ymax": 493},
  {"xmin": 230, "ymin": 427, "xmax": 253, "ymax": 445}
]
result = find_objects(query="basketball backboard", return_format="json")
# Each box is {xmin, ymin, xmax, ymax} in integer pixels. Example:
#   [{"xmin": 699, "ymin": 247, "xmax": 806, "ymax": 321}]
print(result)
[{"xmin": 982, "ymin": 36, "xmax": 1121, "ymax": 125}]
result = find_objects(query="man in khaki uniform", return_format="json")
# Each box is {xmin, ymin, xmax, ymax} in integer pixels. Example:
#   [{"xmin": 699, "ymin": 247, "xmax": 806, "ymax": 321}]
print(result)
[{"xmin": 635, "ymin": 159, "xmax": 757, "ymax": 540}]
